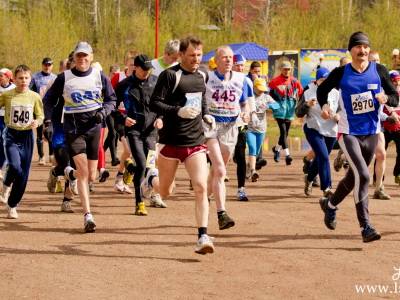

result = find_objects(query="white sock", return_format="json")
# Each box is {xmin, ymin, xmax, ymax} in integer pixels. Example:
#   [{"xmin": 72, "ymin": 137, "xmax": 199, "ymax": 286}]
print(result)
[
  {"xmin": 328, "ymin": 201, "xmax": 336, "ymax": 209},
  {"xmin": 275, "ymin": 145, "xmax": 282, "ymax": 151},
  {"xmin": 283, "ymin": 148, "xmax": 290, "ymax": 156}
]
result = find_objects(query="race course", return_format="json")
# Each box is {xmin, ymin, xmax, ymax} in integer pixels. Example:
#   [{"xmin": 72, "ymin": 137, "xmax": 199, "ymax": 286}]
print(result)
[{"xmin": 1, "ymin": 148, "xmax": 400, "ymax": 300}]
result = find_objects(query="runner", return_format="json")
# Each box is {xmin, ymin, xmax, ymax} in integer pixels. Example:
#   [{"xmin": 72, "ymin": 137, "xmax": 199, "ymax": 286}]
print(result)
[
  {"xmin": 296, "ymin": 67, "xmax": 339, "ymax": 197},
  {"xmin": 0, "ymin": 65, "xmax": 43, "ymax": 218},
  {"xmin": 115, "ymin": 54, "xmax": 166, "ymax": 215},
  {"xmin": 30, "ymin": 57, "xmax": 57, "ymax": 165},
  {"xmin": 317, "ymin": 32, "xmax": 399, "ymax": 242},
  {"xmin": 0, "ymin": 68, "xmax": 16, "ymax": 182},
  {"xmin": 269, "ymin": 60, "xmax": 303, "ymax": 165},
  {"xmin": 150, "ymin": 36, "xmax": 215, "ymax": 254},
  {"xmin": 151, "ymin": 39, "xmax": 180, "ymax": 77},
  {"xmin": 43, "ymin": 41, "xmax": 116, "ymax": 232},
  {"xmin": 205, "ymin": 45, "xmax": 251, "ymax": 228}
]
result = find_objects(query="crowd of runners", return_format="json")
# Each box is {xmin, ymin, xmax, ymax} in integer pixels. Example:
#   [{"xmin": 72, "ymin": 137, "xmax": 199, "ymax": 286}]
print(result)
[{"xmin": 0, "ymin": 31, "xmax": 399, "ymax": 255}]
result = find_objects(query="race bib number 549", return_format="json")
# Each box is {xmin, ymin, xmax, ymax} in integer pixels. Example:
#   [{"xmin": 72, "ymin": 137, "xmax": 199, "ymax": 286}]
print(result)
[
  {"xmin": 10, "ymin": 105, "xmax": 33, "ymax": 127},
  {"xmin": 351, "ymin": 91, "xmax": 375, "ymax": 115}
]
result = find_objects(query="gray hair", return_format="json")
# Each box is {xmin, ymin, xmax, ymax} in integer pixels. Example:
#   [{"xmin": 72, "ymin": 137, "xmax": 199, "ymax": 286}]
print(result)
[
  {"xmin": 164, "ymin": 39, "xmax": 180, "ymax": 55},
  {"xmin": 215, "ymin": 45, "xmax": 233, "ymax": 59}
]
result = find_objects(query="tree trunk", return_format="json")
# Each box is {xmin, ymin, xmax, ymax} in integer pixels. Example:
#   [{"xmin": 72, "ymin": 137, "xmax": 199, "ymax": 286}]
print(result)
[{"xmin": 347, "ymin": 0, "xmax": 352, "ymax": 24}]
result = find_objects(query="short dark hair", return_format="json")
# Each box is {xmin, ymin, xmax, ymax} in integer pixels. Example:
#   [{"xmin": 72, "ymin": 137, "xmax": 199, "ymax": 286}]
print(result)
[
  {"xmin": 250, "ymin": 61, "xmax": 261, "ymax": 70},
  {"xmin": 179, "ymin": 36, "xmax": 202, "ymax": 53},
  {"xmin": 14, "ymin": 64, "xmax": 31, "ymax": 77}
]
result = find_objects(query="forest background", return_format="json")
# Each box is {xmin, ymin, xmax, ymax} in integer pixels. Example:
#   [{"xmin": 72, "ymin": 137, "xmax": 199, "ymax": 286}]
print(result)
[{"xmin": 0, "ymin": 0, "xmax": 399, "ymax": 72}]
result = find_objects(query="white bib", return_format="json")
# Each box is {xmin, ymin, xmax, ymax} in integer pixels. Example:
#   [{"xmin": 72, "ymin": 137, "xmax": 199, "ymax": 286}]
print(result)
[
  {"xmin": 351, "ymin": 91, "xmax": 374, "ymax": 115},
  {"xmin": 10, "ymin": 104, "xmax": 33, "ymax": 127}
]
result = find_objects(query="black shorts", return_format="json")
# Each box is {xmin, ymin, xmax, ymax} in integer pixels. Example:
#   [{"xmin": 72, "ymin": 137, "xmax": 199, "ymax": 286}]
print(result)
[{"xmin": 66, "ymin": 128, "xmax": 100, "ymax": 160}]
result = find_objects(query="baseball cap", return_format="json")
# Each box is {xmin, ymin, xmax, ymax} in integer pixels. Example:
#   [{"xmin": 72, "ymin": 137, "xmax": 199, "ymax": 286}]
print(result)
[
  {"xmin": 254, "ymin": 78, "xmax": 268, "ymax": 92},
  {"xmin": 316, "ymin": 67, "xmax": 330, "ymax": 80},
  {"xmin": 134, "ymin": 54, "xmax": 153, "ymax": 70},
  {"xmin": 42, "ymin": 57, "xmax": 53, "ymax": 65},
  {"xmin": 74, "ymin": 41, "xmax": 93, "ymax": 55},
  {"xmin": 0, "ymin": 68, "xmax": 13, "ymax": 80},
  {"xmin": 390, "ymin": 70, "xmax": 400, "ymax": 81},
  {"xmin": 280, "ymin": 60, "xmax": 292, "ymax": 69},
  {"xmin": 233, "ymin": 54, "xmax": 246, "ymax": 65}
]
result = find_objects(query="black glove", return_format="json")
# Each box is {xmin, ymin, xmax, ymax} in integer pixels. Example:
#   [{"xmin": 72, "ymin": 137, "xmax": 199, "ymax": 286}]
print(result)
[
  {"xmin": 94, "ymin": 109, "xmax": 106, "ymax": 124},
  {"xmin": 43, "ymin": 120, "xmax": 53, "ymax": 142}
]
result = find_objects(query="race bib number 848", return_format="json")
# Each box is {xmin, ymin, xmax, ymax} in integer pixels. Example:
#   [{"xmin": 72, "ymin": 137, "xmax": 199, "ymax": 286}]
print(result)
[
  {"xmin": 10, "ymin": 105, "xmax": 33, "ymax": 127},
  {"xmin": 351, "ymin": 91, "xmax": 375, "ymax": 115}
]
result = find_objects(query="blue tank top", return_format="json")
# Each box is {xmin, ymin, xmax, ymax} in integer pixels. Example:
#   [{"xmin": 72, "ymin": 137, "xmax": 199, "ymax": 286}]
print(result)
[{"xmin": 338, "ymin": 62, "xmax": 382, "ymax": 135}]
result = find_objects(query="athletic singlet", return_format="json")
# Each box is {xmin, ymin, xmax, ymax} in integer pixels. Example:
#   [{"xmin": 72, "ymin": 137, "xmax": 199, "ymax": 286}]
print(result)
[
  {"xmin": 206, "ymin": 71, "xmax": 252, "ymax": 122},
  {"xmin": 338, "ymin": 62, "xmax": 382, "ymax": 135},
  {"xmin": 62, "ymin": 68, "xmax": 103, "ymax": 114}
]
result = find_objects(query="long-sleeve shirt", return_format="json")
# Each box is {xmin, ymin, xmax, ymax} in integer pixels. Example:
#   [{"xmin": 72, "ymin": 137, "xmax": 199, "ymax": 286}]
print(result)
[
  {"xmin": 317, "ymin": 62, "xmax": 399, "ymax": 135},
  {"xmin": 0, "ymin": 89, "xmax": 43, "ymax": 130},
  {"xmin": 149, "ymin": 64, "xmax": 208, "ymax": 147}
]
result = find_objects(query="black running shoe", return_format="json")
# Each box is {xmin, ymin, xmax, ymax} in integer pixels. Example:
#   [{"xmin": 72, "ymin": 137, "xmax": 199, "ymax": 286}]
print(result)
[
  {"xmin": 302, "ymin": 156, "xmax": 311, "ymax": 174},
  {"xmin": 361, "ymin": 225, "xmax": 381, "ymax": 243},
  {"xmin": 218, "ymin": 211, "xmax": 235, "ymax": 230},
  {"xmin": 285, "ymin": 155, "xmax": 293, "ymax": 166},
  {"xmin": 319, "ymin": 197, "xmax": 337, "ymax": 230},
  {"xmin": 255, "ymin": 158, "xmax": 267, "ymax": 170},
  {"xmin": 272, "ymin": 146, "xmax": 280, "ymax": 162}
]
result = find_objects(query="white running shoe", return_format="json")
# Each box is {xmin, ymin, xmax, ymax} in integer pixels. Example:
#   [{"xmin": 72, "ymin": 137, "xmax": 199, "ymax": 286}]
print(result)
[
  {"xmin": 84, "ymin": 213, "xmax": 96, "ymax": 233},
  {"xmin": 1, "ymin": 185, "xmax": 11, "ymax": 204},
  {"xmin": 7, "ymin": 206, "xmax": 18, "ymax": 219},
  {"xmin": 38, "ymin": 157, "xmax": 46, "ymax": 166},
  {"xmin": 195, "ymin": 234, "xmax": 215, "ymax": 255},
  {"xmin": 123, "ymin": 184, "xmax": 133, "ymax": 194},
  {"xmin": 61, "ymin": 201, "xmax": 73, "ymax": 213},
  {"xmin": 141, "ymin": 168, "xmax": 158, "ymax": 199},
  {"xmin": 114, "ymin": 176, "xmax": 125, "ymax": 193},
  {"xmin": 150, "ymin": 193, "xmax": 167, "ymax": 208}
]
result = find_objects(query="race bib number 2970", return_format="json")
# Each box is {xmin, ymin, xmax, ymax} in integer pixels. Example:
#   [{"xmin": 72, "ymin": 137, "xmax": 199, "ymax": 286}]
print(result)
[
  {"xmin": 10, "ymin": 105, "xmax": 33, "ymax": 127},
  {"xmin": 351, "ymin": 91, "xmax": 375, "ymax": 115}
]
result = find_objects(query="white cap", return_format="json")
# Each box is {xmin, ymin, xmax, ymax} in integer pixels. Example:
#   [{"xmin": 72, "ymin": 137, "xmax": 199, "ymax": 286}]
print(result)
[{"xmin": 393, "ymin": 49, "xmax": 400, "ymax": 56}]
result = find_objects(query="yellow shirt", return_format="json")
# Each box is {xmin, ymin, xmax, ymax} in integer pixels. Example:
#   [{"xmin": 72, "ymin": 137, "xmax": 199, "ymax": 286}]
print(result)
[{"xmin": 0, "ymin": 89, "xmax": 44, "ymax": 130}]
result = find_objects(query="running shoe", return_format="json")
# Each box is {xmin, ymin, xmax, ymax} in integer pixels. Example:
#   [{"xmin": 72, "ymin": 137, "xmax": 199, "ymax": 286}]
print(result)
[
  {"xmin": 195, "ymin": 234, "xmax": 215, "ymax": 255},
  {"xmin": 395, "ymin": 175, "xmax": 400, "ymax": 185},
  {"xmin": 55, "ymin": 179, "xmax": 63, "ymax": 193},
  {"xmin": 319, "ymin": 197, "xmax": 337, "ymax": 230},
  {"xmin": 38, "ymin": 157, "xmax": 46, "ymax": 166},
  {"xmin": 323, "ymin": 188, "xmax": 334, "ymax": 198},
  {"xmin": 99, "ymin": 169, "xmax": 110, "ymax": 183},
  {"xmin": 7, "ymin": 206, "xmax": 18, "ymax": 219},
  {"xmin": 361, "ymin": 224, "xmax": 381, "ymax": 243},
  {"xmin": 1, "ymin": 185, "xmax": 11, "ymax": 204},
  {"xmin": 150, "ymin": 193, "xmax": 167, "ymax": 208},
  {"xmin": 312, "ymin": 177, "xmax": 320, "ymax": 187},
  {"xmin": 84, "ymin": 213, "xmax": 96, "ymax": 233},
  {"xmin": 251, "ymin": 170, "xmax": 259, "ymax": 182},
  {"xmin": 285, "ymin": 155, "xmax": 293, "ymax": 166},
  {"xmin": 304, "ymin": 175, "xmax": 312, "ymax": 197},
  {"xmin": 111, "ymin": 159, "xmax": 121, "ymax": 166},
  {"xmin": 134, "ymin": 202, "xmax": 148, "ymax": 216},
  {"xmin": 61, "ymin": 200, "xmax": 73, "ymax": 213},
  {"xmin": 140, "ymin": 168, "xmax": 158, "ymax": 199},
  {"xmin": 218, "ymin": 211, "xmax": 235, "ymax": 230},
  {"xmin": 123, "ymin": 159, "xmax": 136, "ymax": 185},
  {"xmin": 272, "ymin": 146, "xmax": 280, "ymax": 162},
  {"xmin": 302, "ymin": 156, "xmax": 311, "ymax": 174},
  {"xmin": 333, "ymin": 153, "xmax": 343, "ymax": 172},
  {"xmin": 255, "ymin": 158, "xmax": 267, "ymax": 170},
  {"xmin": 237, "ymin": 187, "xmax": 249, "ymax": 201},
  {"xmin": 373, "ymin": 186, "xmax": 391, "ymax": 200},
  {"xmin": 47, "ymin": 167, "xmax": 58, "ymax": 193}
]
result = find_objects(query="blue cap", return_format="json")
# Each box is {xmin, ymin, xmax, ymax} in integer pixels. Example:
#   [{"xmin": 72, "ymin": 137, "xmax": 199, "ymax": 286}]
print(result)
[
  {"xmin": 233, "ymin": 54, "xmax": 246, "ymax": 65},
  {"xmin": 316, "ymin": 67, "xmax": 330, "ymax": 80}
]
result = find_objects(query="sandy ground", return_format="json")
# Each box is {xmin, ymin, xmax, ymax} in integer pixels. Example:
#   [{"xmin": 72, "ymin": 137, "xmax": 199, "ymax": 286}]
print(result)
[{"xmin": 1, "ymin": 147, "xmax": 400, "ymax": 300}]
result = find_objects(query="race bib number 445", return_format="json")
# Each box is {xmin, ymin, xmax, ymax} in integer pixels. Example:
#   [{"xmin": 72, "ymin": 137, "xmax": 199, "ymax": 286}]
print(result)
[
  {"xmin": 10, "ymin": 105, "xmax": 33, "ymax": 127},
  {"xmin": 351, "ymin": 91, "xmax": 375, "ymax": 115}
]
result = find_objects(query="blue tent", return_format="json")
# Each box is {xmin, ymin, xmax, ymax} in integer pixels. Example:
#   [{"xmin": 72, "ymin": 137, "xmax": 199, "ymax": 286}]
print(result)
[{"xmin": 202, "ymin": 42, "xmax": 268, "ymax": 62}]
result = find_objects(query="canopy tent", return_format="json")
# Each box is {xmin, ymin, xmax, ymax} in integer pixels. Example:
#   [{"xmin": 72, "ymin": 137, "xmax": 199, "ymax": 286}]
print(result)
[{"xmin": 202, "ymin": 42, "xmax": 268, "ymax": 62}]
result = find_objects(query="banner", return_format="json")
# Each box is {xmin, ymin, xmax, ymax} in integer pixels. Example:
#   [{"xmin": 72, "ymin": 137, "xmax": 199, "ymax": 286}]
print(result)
[{"xmin": 299, "ymin": 48, "xmax": 347, "ymax": 87}]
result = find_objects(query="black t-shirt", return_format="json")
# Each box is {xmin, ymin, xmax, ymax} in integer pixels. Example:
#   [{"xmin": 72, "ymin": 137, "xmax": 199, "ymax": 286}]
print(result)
[{"xmin": 150, "ymin": 64, "xmax": 209, "ymax": 146}]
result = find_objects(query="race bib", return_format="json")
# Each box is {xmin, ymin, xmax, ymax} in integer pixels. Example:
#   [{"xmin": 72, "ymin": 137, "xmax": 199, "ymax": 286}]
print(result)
[
  {"xmin": 146, "ymin": 150, "xmax": 156, "ymax": 169},
  {"xmin": 10, "ymin": 104, "xmax": 33, "ymax": 127},
  {"xmin": 184, "ymin": 92, "xmax": 202, "ymax": 111},
  {"xmin": 351, "ymin": 91, "xmax": 375, "ymax": 115}
]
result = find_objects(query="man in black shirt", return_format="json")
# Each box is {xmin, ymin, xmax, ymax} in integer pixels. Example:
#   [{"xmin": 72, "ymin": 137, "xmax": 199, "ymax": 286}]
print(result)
[{"xmin": 150, "ymin": 36, "xmax": 216, "ymax": 255}]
